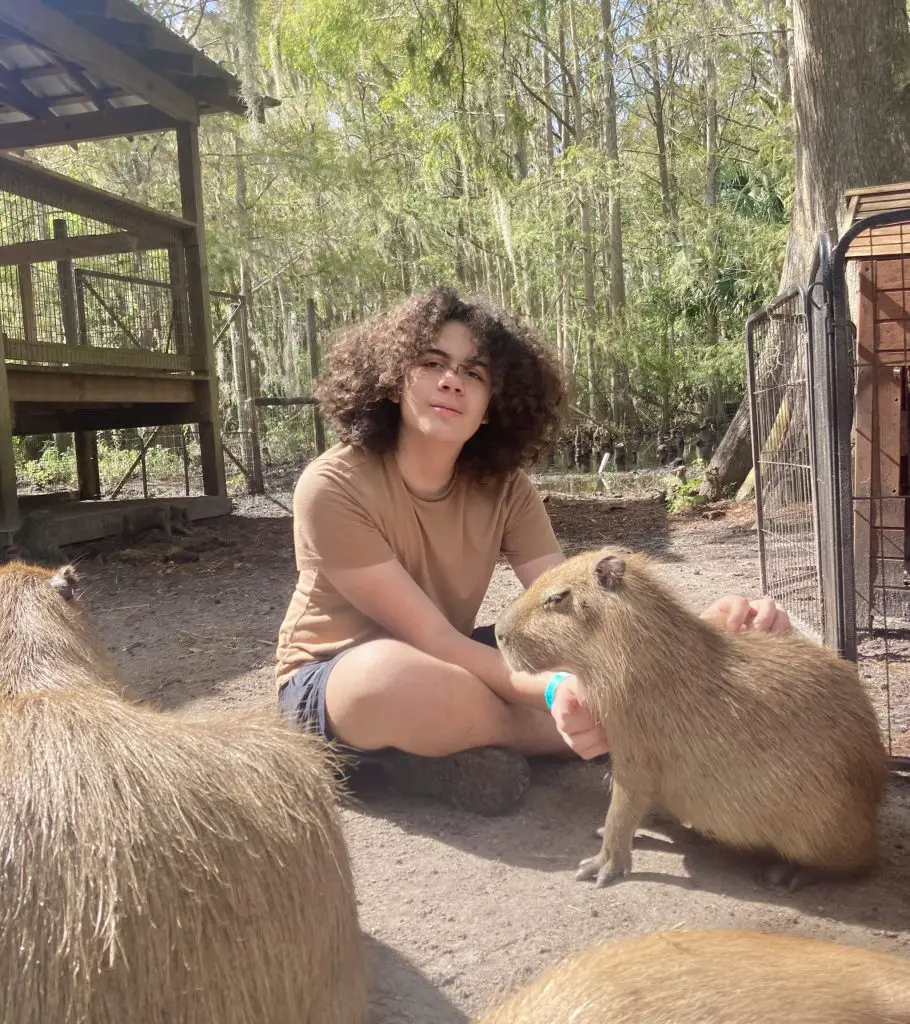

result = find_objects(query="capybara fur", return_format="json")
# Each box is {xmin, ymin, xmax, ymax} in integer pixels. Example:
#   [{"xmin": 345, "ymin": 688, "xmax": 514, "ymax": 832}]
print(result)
[
  {"xmin": 0, "ymin": 561, "xmax": 367, "ymax": 1024},
  {"xmin": 495, "ymin": 548, "xmax": 888, "ymax": 886},
  {"xmin": 477, "ymin": 929, "xmax": 910, "ymax": 1024},
  {"xmin": 0, "ymin": 561, "xmax": 128, "ymax": 696}
]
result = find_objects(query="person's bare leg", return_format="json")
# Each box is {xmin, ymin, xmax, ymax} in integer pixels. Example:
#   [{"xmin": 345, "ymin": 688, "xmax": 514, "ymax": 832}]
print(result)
[{"xmin": 324, "ymin": 639, "xmax": 569, "ymax": 757}]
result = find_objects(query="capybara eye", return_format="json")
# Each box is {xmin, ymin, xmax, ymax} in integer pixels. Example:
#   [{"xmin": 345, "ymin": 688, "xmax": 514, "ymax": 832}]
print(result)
[{"xmin": 543, "ymin": 589, "xmax": 570, "ymax": 608}]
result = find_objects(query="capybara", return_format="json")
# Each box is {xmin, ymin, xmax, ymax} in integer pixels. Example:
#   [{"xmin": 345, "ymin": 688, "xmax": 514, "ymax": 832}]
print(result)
[
  {"xmin": 476, "ymin": 929, "xmax": 910, "ymax": 1023},
  {"xmin": 0, "ymin": 561, "xmax": 367, "ymax": 1024},
  {"xmin": 495, "ymin": 548, "xmax": 887, "ymax": 887},
  {"xmin": 0, "ymin": 561, "xmax": 128, "ymax": 696}
]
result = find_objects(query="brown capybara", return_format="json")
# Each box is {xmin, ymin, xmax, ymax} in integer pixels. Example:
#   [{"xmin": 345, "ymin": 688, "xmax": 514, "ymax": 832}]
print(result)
[
  {"xmin": 0, "ymin": 561, "xmax": 367, "ymax": 1024},
  {"xmin": 495, "ymin": 547, "xmax": 888, "ymax": 887},
  {"xmin": 476, "ymin": 929, "xmax": 910, "ymax": 1024},
  {"xmin": 0, "ymin": 561, "xmax": 129, "ymax": 696}
]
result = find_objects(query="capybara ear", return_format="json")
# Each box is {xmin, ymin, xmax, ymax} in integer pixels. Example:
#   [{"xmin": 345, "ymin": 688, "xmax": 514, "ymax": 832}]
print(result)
[
  {"xmin": 49, "ymin": 565, "xmax": 77, "ymax": 601},
  {"xmin": 593, "ymin": 553, "xmax": 625, "ymax": 591}
]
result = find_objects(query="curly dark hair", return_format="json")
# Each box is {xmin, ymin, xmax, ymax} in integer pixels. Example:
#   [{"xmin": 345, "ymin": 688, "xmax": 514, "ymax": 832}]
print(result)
[{"xmin": 314, "ymin": 286, "xmax": 566, "ymax": 479}]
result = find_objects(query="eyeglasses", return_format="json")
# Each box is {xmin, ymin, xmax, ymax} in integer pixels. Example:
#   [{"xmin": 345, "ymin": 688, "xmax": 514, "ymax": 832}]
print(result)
[{"xmin": 412, "ymin": 355, "xmax": 489, "ymax": 385}]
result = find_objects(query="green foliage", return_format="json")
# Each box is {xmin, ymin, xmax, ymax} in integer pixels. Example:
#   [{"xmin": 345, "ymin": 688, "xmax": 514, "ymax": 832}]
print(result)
[
  {"xmin": 664, "ymin": 473, "xmax": 708, "ymax": 514},
  {"xmin": 15, "ymin": 438, "xmax": 193, "ymax": 493},
  {"xmin": 23, "ymin": 0, "xmax": 798, "ymax": 447}
]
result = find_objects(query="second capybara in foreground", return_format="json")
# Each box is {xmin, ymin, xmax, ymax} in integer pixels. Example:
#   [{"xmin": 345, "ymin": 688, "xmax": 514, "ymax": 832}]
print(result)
[
  {"xmin": 495, "ymin": 547, "xmax": 887, "ymax": 887},
  {"xmin": 476, "ymin": 929, "xmax": 910, "ymax": 1024},
  {"xmin": 0, "ymin": 561, "xmax": 367, "ymax": 1024}
]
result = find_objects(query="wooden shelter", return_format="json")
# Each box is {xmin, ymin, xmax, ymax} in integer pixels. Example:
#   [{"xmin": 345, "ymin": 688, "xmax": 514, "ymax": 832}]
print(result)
[
  {"xmin": 0, "ymin": 0, "xmax": 273, "ymax": 544},
  {"xmin": 844, "ymin": 183, "xmax": 910, "ymax": 624}
]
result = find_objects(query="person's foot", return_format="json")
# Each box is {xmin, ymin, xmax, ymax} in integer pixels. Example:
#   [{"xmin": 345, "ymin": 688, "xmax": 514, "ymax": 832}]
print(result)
[{"xmin": 353, "ymin": 746, "xmax": 531, "ymax": 816}]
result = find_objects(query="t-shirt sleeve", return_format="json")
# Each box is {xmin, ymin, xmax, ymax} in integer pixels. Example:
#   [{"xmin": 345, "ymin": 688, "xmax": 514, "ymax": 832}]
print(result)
[
  {"xmin": 293, "ymin": 463, "xmax": 395, "ymax": 571},
  {"xmin": 500, "ymin": 471, "xmax": 562, "ymax": 568}
]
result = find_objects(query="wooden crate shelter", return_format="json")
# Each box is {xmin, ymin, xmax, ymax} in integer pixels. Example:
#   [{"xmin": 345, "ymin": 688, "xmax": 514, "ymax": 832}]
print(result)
[
  {"xmin": 0, "ymin": 0, "xmax": 274, "ymax": 544},
  {"xmin": 845, "ymin": 183, "xmax": 910, "ymax": 625}
]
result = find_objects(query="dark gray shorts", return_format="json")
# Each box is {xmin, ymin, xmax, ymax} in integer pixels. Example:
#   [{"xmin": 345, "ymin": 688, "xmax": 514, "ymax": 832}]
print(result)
[{"xmin": 278, "ymin": 624, "xmax": 498, "ymax": 743}]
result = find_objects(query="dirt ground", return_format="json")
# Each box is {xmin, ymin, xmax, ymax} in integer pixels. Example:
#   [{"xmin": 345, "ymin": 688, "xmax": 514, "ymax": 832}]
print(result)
[{"xmin": 66, "ymin": 488, "xmax": 910, "ymax": 1023}]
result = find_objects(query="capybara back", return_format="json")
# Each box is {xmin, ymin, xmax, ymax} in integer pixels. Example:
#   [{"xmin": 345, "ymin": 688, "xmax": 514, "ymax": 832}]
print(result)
[
  {"xmin": 477, "ymin": 930, "xmax": 910, "ymax": 1023},
  {"xmin": 0, "ymin": 560, "xmax": 367, "ymax": 1024}
]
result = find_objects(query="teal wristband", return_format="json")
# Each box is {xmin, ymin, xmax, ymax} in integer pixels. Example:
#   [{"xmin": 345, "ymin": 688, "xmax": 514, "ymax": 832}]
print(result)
[{"xmin": 544, "ymin": 672, "xmax": 570, "ymax": 709}]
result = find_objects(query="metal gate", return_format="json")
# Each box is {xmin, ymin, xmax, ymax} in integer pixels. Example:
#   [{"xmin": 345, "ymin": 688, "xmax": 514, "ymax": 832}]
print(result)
[
  {"xmin": 747, "ymin": 286, "xmax": 825, "ymax": 644},
  {"xmin": 749, "ymin": 215, "xmax": 910, "ymax": 769}
]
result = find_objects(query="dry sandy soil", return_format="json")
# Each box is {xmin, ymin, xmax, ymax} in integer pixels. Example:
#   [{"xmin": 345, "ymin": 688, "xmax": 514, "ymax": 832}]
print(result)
[{"xmin": 64, "ymin": 487, "xmax": 910, "ymax": 1023}]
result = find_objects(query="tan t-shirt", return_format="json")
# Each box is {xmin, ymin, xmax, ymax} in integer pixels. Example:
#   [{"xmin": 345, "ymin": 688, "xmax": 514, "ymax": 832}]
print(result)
[{"xmin": 275, "ymin": 444, "xmax": 561, "ymax": 686}]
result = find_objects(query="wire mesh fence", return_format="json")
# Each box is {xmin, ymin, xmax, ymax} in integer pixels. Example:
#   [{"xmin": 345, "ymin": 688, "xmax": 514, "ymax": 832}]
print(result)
[
  {"xmin": 747, "ymin": 286, "xmax": 823, "ymax": 643},
  {"xmin": 15, "ymin": 426, "xmax": 206, "ymax": 501},
  {"xmin": 748, "ymin": 215, "xmax": 910, "ymax": 766}
]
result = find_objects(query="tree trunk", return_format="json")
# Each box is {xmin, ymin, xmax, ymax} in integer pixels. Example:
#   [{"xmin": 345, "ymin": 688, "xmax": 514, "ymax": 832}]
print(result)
[
  {"xmin": 704, "ymin": 47, "xmax": 721, "ymax": 433},
  {"xmin": 600, "ymin": 0, "xmax": 624, "ymax": 317},
  {"xmin": 707, "ymin": 0, "xmax": 910, "ymax": 494},
  {"xmin": 569, "ymin": 1, "xmax": 597, "ymax": 421}
]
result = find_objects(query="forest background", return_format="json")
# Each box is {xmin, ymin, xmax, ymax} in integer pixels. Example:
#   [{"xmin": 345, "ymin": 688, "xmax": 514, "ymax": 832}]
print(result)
[{"xmin": 19, "ymin": 0, "xmax": 808, "ymax": 481}]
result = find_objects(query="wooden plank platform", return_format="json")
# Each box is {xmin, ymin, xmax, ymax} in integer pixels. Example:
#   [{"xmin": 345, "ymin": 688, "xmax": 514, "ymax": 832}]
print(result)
[
  {"xmin": 6, "ymin": 366, "xmax": 198, "ymax": 405},
  {"xmin": 14, "ymin": 494, "xmax": 231, "ymax": 549}
]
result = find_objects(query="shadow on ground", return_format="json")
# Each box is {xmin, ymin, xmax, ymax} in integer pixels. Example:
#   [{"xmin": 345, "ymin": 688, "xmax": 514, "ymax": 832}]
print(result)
[
  {"xmin": 348, "ymin": 761, "xmax": 910, "ymax": 938},
  {"xmin": 367, "ymin": 935, "xmax": 469, "ymax": 1024}
]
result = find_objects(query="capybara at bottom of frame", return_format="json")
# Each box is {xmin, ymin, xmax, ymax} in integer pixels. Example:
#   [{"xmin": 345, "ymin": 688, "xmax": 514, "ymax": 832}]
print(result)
[
  {"xmin": 0, "ymin": 561, "xmax": 366, "ymax": 1024},
  {"xmin": 477, "ymin": 930, "xmax": 910, "ymax": 1024},
  {"xmin": 495, "ymin": 548, "xmax": 888, "ymax": 887}
]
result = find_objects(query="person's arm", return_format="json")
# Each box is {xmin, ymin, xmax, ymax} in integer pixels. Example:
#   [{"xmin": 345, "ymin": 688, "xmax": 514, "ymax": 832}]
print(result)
[
  {"xmin": 321, "ymin": 557, "xmax": 552, "ymax": 706},
  {"xmin": 512, "ymin": 551, "xmax": 566, "ymax": 588}
]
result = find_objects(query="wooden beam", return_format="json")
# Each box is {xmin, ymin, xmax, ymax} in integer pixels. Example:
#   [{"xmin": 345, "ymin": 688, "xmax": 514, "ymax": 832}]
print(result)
[
  {"xmin": 0, "ymin": 64, "xmax": 53, "ymax": 120},
  {"xmin": 171, "ymin": 77, "xmax": 246, "ymax": 118},
  {"xmin": 0, "ymin": 153, "xmax": 189, "ymax": 240},
  {"xmin": 0, "ymin": 231, "xmax": 157, "ymax": 267},
  {"xmin": 6, "ymin": 366, "xmax": 196, "ymax": 405},
  {"xmin": 73, "ymin": 15, "xmax": 151, "ymax": 49},
  {"xmin": 119, "ymin": 43, "xmax": 198, "ymax": 76},
  {"xmin": 0, "ymin": 104, "xmax": 178, "ymax": 150},
  {"xmin": 58, "ymin": 59, "xmax": 114, "ymax": 111},
  {"xmin": 4, "ymin": 337, "xmax": 203, "ymax": 374},
  {"xmin": 0, "ymin": 0, "xmax": 199, "ymax": 124},
  {"xmin": 13, "ymin": 401, "xmax": 197, "ymax": 435},
  {"xmin": 177, "ymin": 122, "xmax": 225, "ymax": 497},
  {"xmin": 14, "ymin": 64, "xmax": 61, "ymax": 81},
  {"xmin": 0, "ymin": 334, "xmax": 20, "ymax": 533},
  {"xmin": 252, "ymin": 396, "xmax": 316, "ymax": 407}
]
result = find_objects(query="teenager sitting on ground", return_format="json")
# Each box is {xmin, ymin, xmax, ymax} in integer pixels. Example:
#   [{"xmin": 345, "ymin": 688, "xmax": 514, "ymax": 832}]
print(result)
[{"xmin": 275, "ymin": 286, "xmax": 790, "ymax": 815}]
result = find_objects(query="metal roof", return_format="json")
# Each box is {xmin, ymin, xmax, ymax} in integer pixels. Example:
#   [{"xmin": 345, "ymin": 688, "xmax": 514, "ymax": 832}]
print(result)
[{"xmin": 0, "ymin": 0, "xmax": 277, "ymax": 147}]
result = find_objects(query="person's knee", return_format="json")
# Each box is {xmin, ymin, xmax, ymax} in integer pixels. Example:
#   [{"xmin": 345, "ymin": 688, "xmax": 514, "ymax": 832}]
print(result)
[{"xmin": 324, "ymin": 640, "xmax": 425, "ymax": 746}]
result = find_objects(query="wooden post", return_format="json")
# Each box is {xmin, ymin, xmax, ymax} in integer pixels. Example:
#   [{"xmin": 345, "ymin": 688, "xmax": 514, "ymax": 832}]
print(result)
[
  {"xmin": 74, "ymin": 268, "xmax": 89, "ymax": 346},
  {"xmin": 54, "ymin": 219, "xmax": 80, "ymax": 345},
  {"xmin": 54, "ymin": 219, "xmax": 100, "ymax": 499},
  {"xmin": 17, "ymin": 263, "xmax": 38, "ymax": 343},
  {"xmin": 306, "ymin": 297, "xmax": 326, "ymax": 454},
  {"xmin": 168, "ymin": 243, "xmax": 191, "ymax": 356},
  {"xmin": 177, "ymin": 122, "xmax": 226, "ymax": 497},
  {"xmin": 0, "ymin": 333, "xmax": 20, "ymax": 537}
]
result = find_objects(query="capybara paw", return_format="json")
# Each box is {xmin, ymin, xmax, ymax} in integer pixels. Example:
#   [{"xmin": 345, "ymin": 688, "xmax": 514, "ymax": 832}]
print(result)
[
  {"xmin": 576, "ymin": 853, "xmax": 629, "ymax": 886},
  {"xmin": 763, "ymin": 862, "xmax": 817, "ymax": 893}
]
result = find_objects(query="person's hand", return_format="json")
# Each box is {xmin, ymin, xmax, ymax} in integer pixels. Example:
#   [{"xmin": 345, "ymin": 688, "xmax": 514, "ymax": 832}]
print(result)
[
  {"xmin": 700, "ymin": 594, "xmax": 791, "ymax": 634},
  {"xmin": 548, "ymin": 674, "xmax": 609, "ymax": 759}
]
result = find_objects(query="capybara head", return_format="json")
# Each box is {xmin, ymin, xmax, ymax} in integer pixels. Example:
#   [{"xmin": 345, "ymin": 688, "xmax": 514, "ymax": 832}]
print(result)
[
  {"xmin": 495, "ymin": 547, "xmax": 695, "ymax": 677},
  {"xmin": 0, "ymin": 561, "xmax": 124, "ymax": 697}
]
